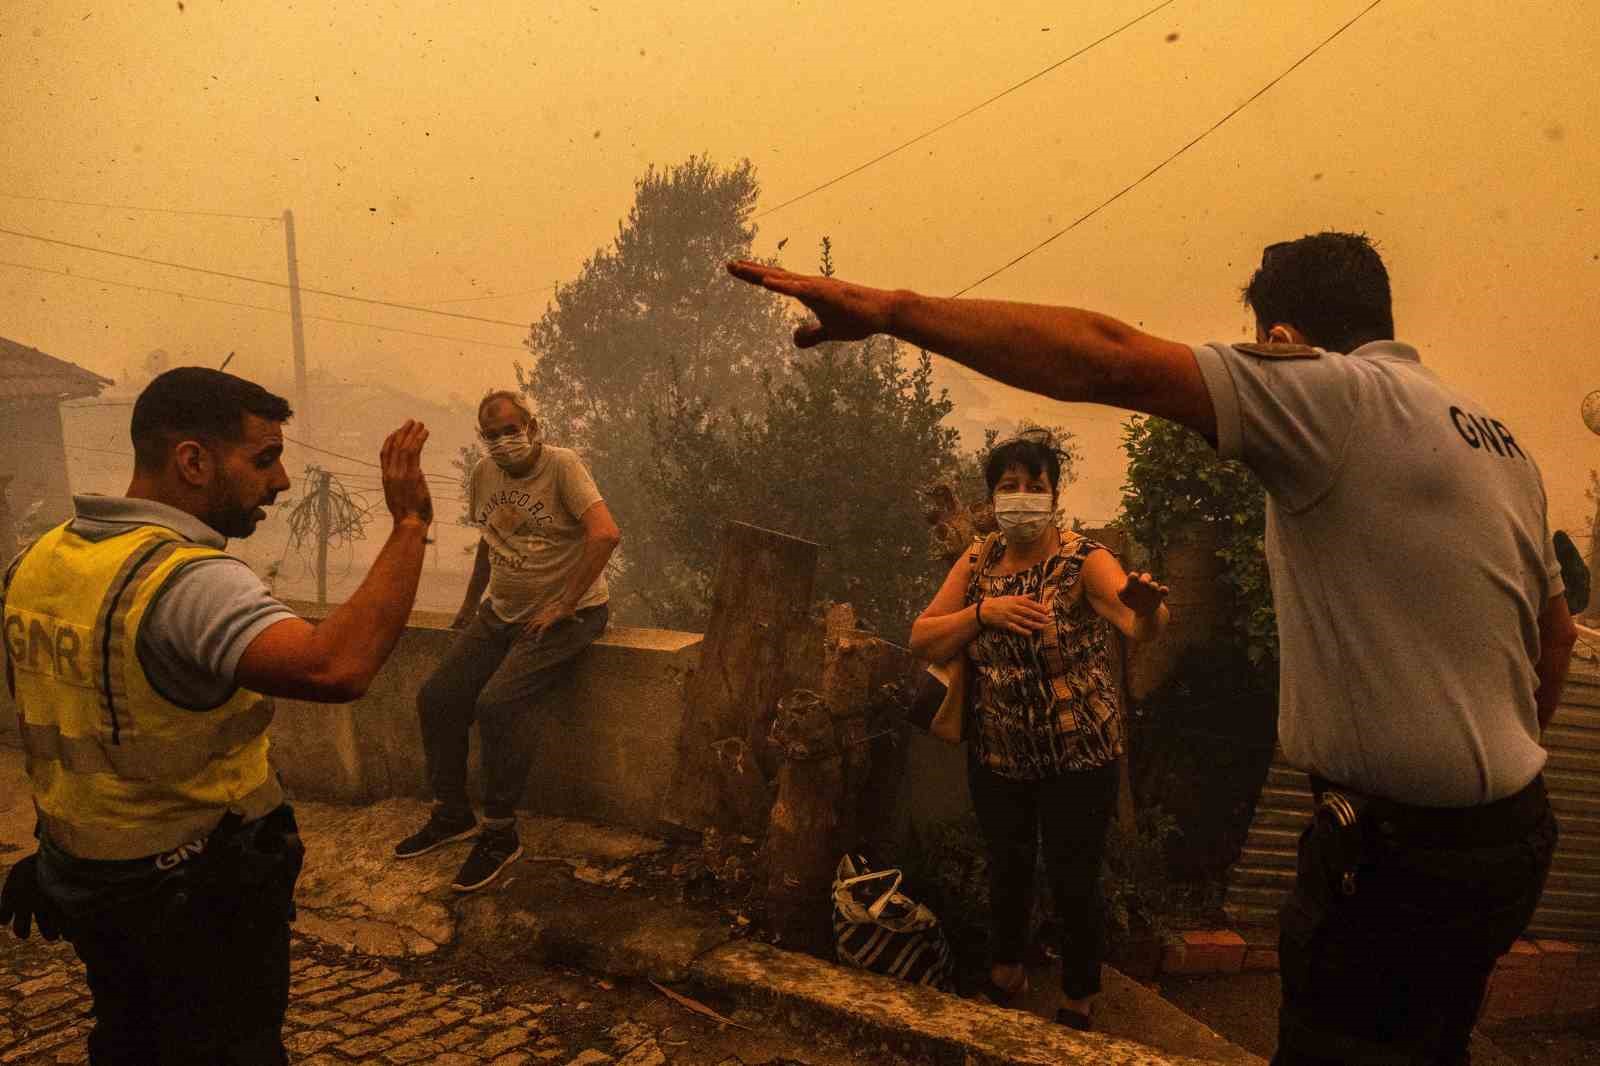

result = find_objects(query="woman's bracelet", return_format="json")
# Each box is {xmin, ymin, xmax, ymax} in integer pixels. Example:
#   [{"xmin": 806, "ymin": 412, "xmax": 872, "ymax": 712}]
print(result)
[{"xmin": 974, "ymin": 599, "xmax": 986, "ymax": 630}]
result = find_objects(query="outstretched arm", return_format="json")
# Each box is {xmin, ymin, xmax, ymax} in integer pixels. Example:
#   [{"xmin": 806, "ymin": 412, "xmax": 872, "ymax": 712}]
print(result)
[{"xmin": 727, "ymin": 261, "xmax": 1217, "ymax": 440}]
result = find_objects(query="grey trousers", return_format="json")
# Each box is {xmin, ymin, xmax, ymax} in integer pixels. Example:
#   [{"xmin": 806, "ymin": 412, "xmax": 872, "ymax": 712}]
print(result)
[{"xmin": 417, "ymin": 601, "xmax": 608, "ymax": 821}]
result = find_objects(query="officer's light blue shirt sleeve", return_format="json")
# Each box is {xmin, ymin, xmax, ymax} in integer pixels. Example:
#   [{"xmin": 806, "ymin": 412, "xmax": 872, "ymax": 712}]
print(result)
[
  {"xmin": 1190, "ymin": 342, "xmax": 1366, "ymax": 513},
  {"xmin": 135, "ymin": 559, "xmax": 297, "ymax": 708}
]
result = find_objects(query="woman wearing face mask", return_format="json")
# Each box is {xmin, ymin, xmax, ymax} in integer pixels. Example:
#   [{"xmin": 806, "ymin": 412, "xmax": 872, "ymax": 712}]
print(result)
[{"xmin": 909, "ymin": 429, "xmax": 1169, "ymax": 1030}]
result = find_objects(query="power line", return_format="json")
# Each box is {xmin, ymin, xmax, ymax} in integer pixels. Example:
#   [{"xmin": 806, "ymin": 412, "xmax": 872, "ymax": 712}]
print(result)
[
  {"xmin": 0, "ymin": 260, "xmax": 530, "ymax": 352},
  {"xmin": 0, "ymin": 192, "xmax": 279, "ymax": 223},
  {"xmin": 0, "ymin": 224, "xmax": 530, "ymax": 328},
  {"xmin": 423, "ymin": 284, "xmax": 560, "ymax": 306},
  {"xmin": 18, "ymin": 438, "xmax": 133, "ymax": 459},
  {"xmin": 954, "ymin": 0, "xmax": 1388, "ymax": 296},
  {"xmin": 755, "ymin": 0, "xmax": 1178, "ymax": 221},
  {"xmin": 282, "ymin": 434, "xmax": 463, "ymax": 484}
]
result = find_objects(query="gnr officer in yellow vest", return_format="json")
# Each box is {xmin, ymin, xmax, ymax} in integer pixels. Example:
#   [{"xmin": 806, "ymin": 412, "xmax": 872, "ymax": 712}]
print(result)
[{"xmin": 0, "ymin": 367, "xmax": 433, "ymax": 1065}]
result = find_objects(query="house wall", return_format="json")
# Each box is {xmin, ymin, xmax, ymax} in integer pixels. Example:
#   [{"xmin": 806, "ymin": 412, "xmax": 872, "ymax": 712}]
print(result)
[{"xmin": 2, "ymin": 399, "xmax": 75, "ymax": 530}]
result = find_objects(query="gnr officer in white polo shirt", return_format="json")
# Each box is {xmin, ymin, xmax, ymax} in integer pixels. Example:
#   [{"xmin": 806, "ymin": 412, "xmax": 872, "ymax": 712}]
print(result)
[{"xmin": 728, "ymin": 231, "xmax": 1578, "ymax": 1065}]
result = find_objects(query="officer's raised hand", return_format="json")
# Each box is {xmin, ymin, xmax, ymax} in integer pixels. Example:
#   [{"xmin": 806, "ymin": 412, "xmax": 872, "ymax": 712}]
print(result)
[
  {"xmin": 727, "ymin": 261, "xmax": 891, "ymax": 348},
  {"xmin": 381, "ymin": 421, "xmax": 433, "ymax": 527},
  {"xmin": 0, "ymin": 855, "xmax": 62, "ymax": 941}
]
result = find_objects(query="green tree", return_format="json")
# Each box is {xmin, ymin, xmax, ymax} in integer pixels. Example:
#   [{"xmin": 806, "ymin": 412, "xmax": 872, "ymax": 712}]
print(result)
[
  {"xmin": 517, "ymin": 156, "xmax": 798, "ymax": 619},
  {"xmin": 638, "ymin": 241, "xmax": 963, "ymax": 636},
  {"xmin": 1117, "ymin": 415, "xmax": 1275, "ymax": 664}
]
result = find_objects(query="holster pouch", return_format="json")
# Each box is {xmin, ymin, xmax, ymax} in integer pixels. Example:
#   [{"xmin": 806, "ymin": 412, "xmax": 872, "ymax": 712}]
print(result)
[
  {"xmin": 1313, "ymin": 788, "xmax": 1371, "ymax": 898},
  {"xmin": 164, "ymin": 805, "xmax": 304, "ymax": 929}
]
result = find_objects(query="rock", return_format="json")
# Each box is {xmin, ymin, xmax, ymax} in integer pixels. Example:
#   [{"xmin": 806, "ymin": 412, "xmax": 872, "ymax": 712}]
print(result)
[
  {"xmin": 606, "ymin": 1021, "xmax": 654, "ymax": 1051},
  {"xmin": 615, "ymin": 1040, "xmax": 666, "ymax": 1066},
  {"xmin": 565, "ymin": 1051, "xmax": 614, "ymax": 1066}
]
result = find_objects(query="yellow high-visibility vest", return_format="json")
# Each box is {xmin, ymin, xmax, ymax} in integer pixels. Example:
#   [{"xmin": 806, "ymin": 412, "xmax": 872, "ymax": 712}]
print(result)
[{"xmin": 2, "ymin": 521, "xmax": 283, "ymax": 860}]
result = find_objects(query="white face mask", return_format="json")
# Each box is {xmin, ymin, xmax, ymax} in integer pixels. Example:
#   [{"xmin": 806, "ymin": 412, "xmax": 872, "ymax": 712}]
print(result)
[
  {"xmin": 992, "ymin": 492, "xmax": 1055, "ymax": 543},
  {"xmin": 485, "ymin": 424, "xmax": 539, "ymax": 468}
]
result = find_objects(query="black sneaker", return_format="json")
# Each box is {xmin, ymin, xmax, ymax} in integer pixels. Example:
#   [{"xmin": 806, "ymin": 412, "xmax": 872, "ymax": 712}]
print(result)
[
  {"xmin": 393, "ymin": 810, "xmax": 478, "ymax": 859},
  {"xmin": 451, "ymin": 826, "xmax": 523, "ymax": 892}
]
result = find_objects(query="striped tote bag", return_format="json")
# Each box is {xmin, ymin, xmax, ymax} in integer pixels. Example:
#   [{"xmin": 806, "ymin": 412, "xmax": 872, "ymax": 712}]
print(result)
[{"xmin": 831, "ymin": 855, "xmax": 954, "ymax": 990}]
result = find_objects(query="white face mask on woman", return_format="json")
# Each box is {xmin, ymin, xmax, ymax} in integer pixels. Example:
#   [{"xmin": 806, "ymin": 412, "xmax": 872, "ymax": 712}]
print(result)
[{"xmin": 992, "ymin": 492, "xmax": 1055, "ymax": 543}]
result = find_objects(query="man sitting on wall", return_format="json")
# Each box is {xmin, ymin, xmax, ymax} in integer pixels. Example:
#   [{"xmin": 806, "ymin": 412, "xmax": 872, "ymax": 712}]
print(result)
[{"xmin": 393, "ymin": 389, "xmax": 620, "ymax": 892}]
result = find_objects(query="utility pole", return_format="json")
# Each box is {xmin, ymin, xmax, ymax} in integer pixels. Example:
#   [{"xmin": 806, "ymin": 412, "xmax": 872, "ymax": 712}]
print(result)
[
  {"xmin": 283, "ymin": 209, "xmax": 312, "ymax": 444},
  {"xmin": 315, "ymin": 467, "xmax": 331, "ymax": 606}
]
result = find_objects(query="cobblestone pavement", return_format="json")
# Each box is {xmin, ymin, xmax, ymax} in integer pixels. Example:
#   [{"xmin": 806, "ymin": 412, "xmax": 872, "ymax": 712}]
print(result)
[{"xmin": 0, "ymin": 932, "xmax": 891, "ymax": 1065}]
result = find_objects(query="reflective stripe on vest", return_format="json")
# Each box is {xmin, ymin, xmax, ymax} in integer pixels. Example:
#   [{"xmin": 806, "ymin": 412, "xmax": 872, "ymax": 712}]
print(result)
[
  {"xmin": 18, "ymin": 697, "xmax": 275, "ymax": 780},
  {"xmin": 3, "ymin": 522, "xmax": 281, "ymax": 860},
  {"xmin": 36, "ymin": 772, "xmax": 285, "ymax": 861}
]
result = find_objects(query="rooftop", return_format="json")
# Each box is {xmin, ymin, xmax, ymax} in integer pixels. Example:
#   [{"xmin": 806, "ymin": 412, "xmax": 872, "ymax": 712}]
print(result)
[{"xmin": 0, "ymin": 336, "xmax": 113, "ymax": 402}]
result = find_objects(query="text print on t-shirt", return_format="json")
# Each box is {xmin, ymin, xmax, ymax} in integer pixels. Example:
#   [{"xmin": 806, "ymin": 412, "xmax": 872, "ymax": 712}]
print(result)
[
  {"xmin": 478, "ymin": 490, "xmax": 554, "ymax": 571},
  {"xmin": 1449, "ymin": 406, "xmax": 1528, "ymax": 461}
]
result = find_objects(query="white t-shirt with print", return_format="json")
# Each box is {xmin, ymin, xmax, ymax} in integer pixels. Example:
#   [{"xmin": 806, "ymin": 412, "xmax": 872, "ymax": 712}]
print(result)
[{"xmin": 468, "ymin": 446, "xmax": 607, "ymax": 623}]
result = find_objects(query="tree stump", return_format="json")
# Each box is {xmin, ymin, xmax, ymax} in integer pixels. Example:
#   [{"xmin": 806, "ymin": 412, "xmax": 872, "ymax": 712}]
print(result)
[
  {"xmin": 922, "ymin": 479, "xmax": 996, "ymax": 567},
  {"xmin": 662, "ymin": 522, "xmax": 819, "ymax": 838},
  {"xmin": 764, "ymin": 689, "xmax": 845, "ymax": 953}
]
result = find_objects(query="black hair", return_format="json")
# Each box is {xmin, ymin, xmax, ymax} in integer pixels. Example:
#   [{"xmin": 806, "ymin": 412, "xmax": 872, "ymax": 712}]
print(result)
[
  {"xmin": 983, "ymin": 439, "xmax": 1061, "ymax": 498},
  {"xmin": 131, "ymin": 367, "xmax": 293, "ymax": 470},
  {"xmin": 1241, "ymin": 231, "xmax": 1394, "ymax": 353}
]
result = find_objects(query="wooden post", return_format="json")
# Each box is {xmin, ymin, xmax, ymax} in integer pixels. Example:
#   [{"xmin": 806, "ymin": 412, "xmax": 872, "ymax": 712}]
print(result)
[
  {"xmin": 315, "ymin": 468, "xmax": 331, "ymax": 606},
  {"xmin": 764, "ymin": 689, "xmax": 845, "ymax": 952},
  {"xmin": 283, "ymin": 208, "xmax": 313, "ymax": 444},
  {"xmin": 661, "ymin": 521, "xmax": 819, "ymax": 837}
]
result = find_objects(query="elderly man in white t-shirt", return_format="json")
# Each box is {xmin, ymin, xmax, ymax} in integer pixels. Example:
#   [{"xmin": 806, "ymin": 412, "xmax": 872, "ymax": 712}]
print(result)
[{"xmin": 393, "ymin": 390, "xmax": 620, "ymax": 892}]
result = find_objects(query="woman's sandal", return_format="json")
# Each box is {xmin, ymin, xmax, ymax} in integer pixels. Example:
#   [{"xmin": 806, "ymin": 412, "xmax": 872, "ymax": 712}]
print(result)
[
  {"xmin": 983, "ymin": 971, "xmax": 1030, "ymax": 1007},
  {"xmin": 1055, "ymin": 1007, "xmax": 1092, "ymax": 1031}
]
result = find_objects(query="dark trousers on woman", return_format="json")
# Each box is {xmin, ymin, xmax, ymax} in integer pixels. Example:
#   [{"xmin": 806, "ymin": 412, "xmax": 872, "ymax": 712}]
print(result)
[
  {"xmin": 1274, "ymin": 775, "xmax": 1556, "ymax": 1066},
  {"xmin": 968, "ymin": 758, "xmax": 1118, "ymax": 999},
  {"xmin": 418, "ymin": 601, "xmax": 609, "ymax": 821}
]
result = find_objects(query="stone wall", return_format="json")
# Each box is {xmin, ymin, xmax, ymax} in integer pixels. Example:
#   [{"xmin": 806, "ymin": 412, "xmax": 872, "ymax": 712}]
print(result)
[
  {"xmin": 0, "ymin": 605, "xmax": 705, "ymax": 836},
  {"xmin": 266, "ymin": 603, "xmax": 703, "ymax": 832}
]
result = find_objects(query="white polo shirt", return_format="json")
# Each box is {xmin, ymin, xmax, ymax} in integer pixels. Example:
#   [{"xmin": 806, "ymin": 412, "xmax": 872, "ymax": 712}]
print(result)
[{"xmin": 1192, "ymin": 340, "xmax": 1563, "ymax": 807}]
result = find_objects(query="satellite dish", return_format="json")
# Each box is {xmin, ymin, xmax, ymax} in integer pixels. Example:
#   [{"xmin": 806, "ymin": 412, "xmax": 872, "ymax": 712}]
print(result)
[{"xmin": 1584, "ymin": 390, "xmax": 1600, "ymax": 435}]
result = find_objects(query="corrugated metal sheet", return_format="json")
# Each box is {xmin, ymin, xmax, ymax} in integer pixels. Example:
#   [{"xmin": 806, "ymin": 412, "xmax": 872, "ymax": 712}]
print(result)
[
  {"xmin": 0, "ymin": 336, "xmax": 111, "ymax": 401},
  {"xmin": 1225, "ymin": 660, "xmax": 1600, "ymax": 940}
]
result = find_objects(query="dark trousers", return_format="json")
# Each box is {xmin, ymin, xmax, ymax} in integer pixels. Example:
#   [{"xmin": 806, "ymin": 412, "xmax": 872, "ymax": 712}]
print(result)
[
  {"xmin": 418, "ymin": 601, "xmax": 608, "ymax": 821},
  {"xmin": 1274, "ymin": 776, "xmax": 1557, "ymax": 1066},
  {"xmin": 63, "ymin": 806, "xmax": 304, "ymax": 1066},
  {"xmin": 968, "ymin": 759, "xmax": 1118, "ymax": 999}
]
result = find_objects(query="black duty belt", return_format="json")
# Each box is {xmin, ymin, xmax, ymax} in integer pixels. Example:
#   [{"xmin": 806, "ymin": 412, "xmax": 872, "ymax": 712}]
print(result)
[{"xmin": 1309, "ymin": 773, "xmax": 1549, "ymax": 851}]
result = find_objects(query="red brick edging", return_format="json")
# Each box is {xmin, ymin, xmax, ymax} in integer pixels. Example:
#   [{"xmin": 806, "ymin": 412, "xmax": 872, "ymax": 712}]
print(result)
[{"xmin": 1155, "ymin": 931, "xmax": 1600, "ymax": 1021}]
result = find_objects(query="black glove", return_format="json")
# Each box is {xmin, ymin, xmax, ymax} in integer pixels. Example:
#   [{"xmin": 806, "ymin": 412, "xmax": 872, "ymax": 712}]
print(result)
[{"xmin": 0, "ymin": 853, "xmax": 63, "ymax": 941}]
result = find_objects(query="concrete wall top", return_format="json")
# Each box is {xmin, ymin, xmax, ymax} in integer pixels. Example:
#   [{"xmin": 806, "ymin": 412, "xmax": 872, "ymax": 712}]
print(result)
[{"xmin": 281, "ymin": 599, "xmax": 702, "ymax": 654}]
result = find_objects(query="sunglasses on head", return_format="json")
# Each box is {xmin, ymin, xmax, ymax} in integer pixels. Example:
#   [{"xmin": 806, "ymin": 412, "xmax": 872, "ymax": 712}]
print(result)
[{"xmin": 994, "ymin": 427, "xmax": 1055, "ymax": 449}]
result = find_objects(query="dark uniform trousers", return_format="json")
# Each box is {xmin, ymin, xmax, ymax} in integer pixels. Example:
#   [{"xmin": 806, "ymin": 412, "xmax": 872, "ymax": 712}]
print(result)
[
  {"xmin": 1273, "ymin": 775, "xmax": 1556, "ymax": 1066},
  {"xmin": 60, "ymin": 805, "xmax": 305, "ymax": 1066}
]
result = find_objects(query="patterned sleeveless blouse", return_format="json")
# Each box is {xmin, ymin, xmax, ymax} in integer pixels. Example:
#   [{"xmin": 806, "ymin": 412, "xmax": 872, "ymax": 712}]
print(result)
[{"xmin": 963, "ymin": 530, "xmax": 1125, "ymax": 780}]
